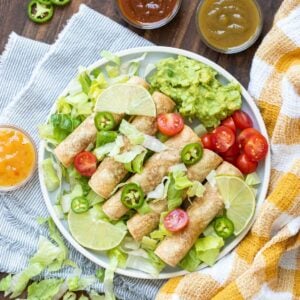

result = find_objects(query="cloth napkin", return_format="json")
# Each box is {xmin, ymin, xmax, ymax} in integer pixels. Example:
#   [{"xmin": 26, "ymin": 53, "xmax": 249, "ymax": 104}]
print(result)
[
  {"xmin": 157, "ymin": 1, "xmax": 300, "ymax": 299},
  {"xmin": 0, "ymin": 5, "xmax": 165, "ymax": 300}
]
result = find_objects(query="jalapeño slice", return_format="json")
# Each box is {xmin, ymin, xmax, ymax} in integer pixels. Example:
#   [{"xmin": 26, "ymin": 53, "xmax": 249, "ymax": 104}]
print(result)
[
  {"xmin": 27, "ymin": 0, "xmax": 54, "ymax": 23},
  {"xmin": 181, "ymin": 143, "xmax": 203, "ymax": 165},
  {"xmin": 94, "ymin": 112, "xmax": 116, "ymax": 131},
  {"xmin": 71, "ymin": 197, "xmax": 89, "ymax": 214},
  {"xmin": 214, "ymin": 216, "xmax": 235, "ymax": 239},
  {"xmin": 121, "ymin": 183, "xmax": 144, "ymax": 209}
]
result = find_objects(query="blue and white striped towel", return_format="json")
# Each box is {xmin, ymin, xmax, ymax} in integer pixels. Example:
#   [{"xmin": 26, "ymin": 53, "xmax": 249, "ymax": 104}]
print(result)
[{"xmin": 0, "ymin": 5, "xmax": 165, "ymax": 299}]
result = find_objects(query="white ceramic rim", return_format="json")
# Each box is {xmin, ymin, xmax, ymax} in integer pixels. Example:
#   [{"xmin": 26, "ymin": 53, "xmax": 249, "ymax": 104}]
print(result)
[{"xmin": 39, "ymin": 46, "xmax": 271, "ymax": 279}]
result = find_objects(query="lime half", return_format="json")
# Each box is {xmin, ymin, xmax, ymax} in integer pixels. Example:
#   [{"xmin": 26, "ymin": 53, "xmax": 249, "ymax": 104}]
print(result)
[
  {"xmin": 95, "ymin": 83, "xmax": 156, "ymax": 117},
  {"xmin": 215, "ymin": 175, "xmax": 256, "ymax": 235},
  {"xmin": 68, "ymin": 206, "xmax": 126, "ymax": 251}
]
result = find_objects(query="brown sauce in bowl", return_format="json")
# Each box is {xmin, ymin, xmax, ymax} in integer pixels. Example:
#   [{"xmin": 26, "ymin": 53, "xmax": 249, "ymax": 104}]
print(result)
[{"xmin": 117, "ymin": 0, "xmax": 180, "ymax": 28}]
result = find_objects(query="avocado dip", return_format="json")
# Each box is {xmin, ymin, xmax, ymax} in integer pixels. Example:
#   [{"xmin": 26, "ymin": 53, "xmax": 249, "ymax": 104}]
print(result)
[{"xmin": 149, "ymin": 55, "xmax": 242, "ymax": 128}]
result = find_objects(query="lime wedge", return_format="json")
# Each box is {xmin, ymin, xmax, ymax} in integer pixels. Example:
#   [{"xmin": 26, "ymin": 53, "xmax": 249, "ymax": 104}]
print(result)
[
  {"xmin": 95, "ymin": 83, "xmax": 156, "ymax": 117},
  {"xmin": 215, "ymin": 175, "xmax": 256, "ymax": 235},
  {"xmin": 68, "ymin": 206, "xmax": 126, "ymax": 251}
]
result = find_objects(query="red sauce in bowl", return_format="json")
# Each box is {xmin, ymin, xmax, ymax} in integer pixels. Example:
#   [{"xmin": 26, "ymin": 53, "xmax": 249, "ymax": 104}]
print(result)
[{"xmin": 117, "ymin": 0, "xmax": 181, "ymax": 28}]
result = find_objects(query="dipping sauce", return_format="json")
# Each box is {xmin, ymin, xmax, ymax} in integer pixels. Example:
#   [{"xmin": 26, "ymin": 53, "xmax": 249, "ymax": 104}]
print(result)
[
  {"xmin": 0, "ymin": 126, "xmax": 36, "ymax": 190},
  {"xmin": 197, "ymin": 0, "xmax": 262, "ymax": 53},
  {"xmin": 117, "ymin": 0, "xmax": 181, "ymax": 29}
]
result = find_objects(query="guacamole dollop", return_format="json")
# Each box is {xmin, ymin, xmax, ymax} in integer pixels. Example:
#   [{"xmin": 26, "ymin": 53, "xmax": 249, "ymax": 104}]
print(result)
[{"xmin": 149, "ymin": 56, "xmax": 242, "ymax": 128}]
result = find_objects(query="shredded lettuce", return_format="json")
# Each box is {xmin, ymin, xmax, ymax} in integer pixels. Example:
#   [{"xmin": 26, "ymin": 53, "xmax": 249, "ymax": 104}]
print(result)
[
  {"xmin": 89, "ymin": 73, "xmax": 109, "ymax": 101},
  {"xmin": 95, "ymin": 268, "xmax": 105, "ymax": 283},
  {"xmin": 101, "ymin": 50, "xmax": 121, "ymax": 66},
  {"xmin": 114, "ymin": 145, "xmax": 145, "ymax": 163},
  {"xmin": 173, "ymin": 171, "xmax": 193, "ymax": 190},
  {"xmin": 124, "ymin": 150, "xmax": 147, "ymax": 174},
  {"xmin": 78, "ymin": 71, "xmax": 92, "ymax": 95},
  {"xmin": 89, "ymin": 291, "xmax": 105, "ymax": 300},
  {"xmin": 195, "ymin": 235, "xmax": 224, "ymax": 266},
  {"xmin": 119, "ymin": 120, "xmax": 145, "ymax": 145},
  {"xmin": 178, "ymin": 246, "xmax": 201, "ymax": 272},
  {"xmin": 86, "ymin": 190, "xmax": 105, "ymax": 206},
  {"xmin": 141, "ymin": 236, "xmax": 158, "ymax": 251},
  {"xmin": 136, "ymin": 201, "xmax": 151, "ymax": 215},
  {"xmin": 245, "ymin": 172, "xmax": 261, "ymax": 186},
  {"xmin": 142, "ymin": 134, "xmax": 167, "ymax": 152},
  {"xmin": 0, "ymin": 275, "xmax": 11, "ymax": 292},
  {"xmin": 187, "ymin": 181, "xmax": 206, "ymax": 198},
  {"xmin": 42, "ymin": 158, "xmax": 60, "ymax": 192},
  {"xmin": 120, "ymin": 53, "xmax": 147, "ymax": 76},
  {"xmin": 107, "ymin": 247, "xmax": 127, "ymax": 269},
  {"xmin": 103, "ymin": 256, "xmax": 117, "ymax": 300},
  {"xmin": 5, "ymin": 236, "xmax": 61, "ymax": 297},
  {"xmin": 27, "ymin": 278, "xmax": 64, "ymax": 300},
  {"xmin": 150, "ymin": 223, "xmax": 171, "ymax": 241},
  {"xmin": 167, "ymin": 173, "xmax": 184, "ymax": 210},
  {"xmin": 67, "ymin": 275, "xmax": 97, "ymax": 292}
]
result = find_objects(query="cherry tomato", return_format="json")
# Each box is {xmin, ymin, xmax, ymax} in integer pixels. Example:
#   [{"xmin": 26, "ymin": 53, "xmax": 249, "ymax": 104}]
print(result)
[
  {"xmin": 236, "ymin": 153, "xmax": 258, "ymax": 174},
  {"xmin": 74, "ymin": 151, "xmax": 97, "ymax": 177},
  {"xmin": 237, "ymin": 128, "xmax": 260, "ymax": 149},
  {"xmin": 244, "ymin": 134, "xmax": 268, "ymax": 161},
  {"xmin": 232, "ymin": 111, "xmax": 253, "ymax": 130},
  {"xmin": 221, "ymin": 116, "xmax": 236, "ymax": 133},
  {"xmin": 157, "ymin": 113, "xmax": 184, "ymax": 136},
  {"xmin": 163, "ymin": 208, "xmax": 189, "ymax": 232},
  {"xmin": 223, "ymin": 155, "xmax": 237, "ymax": 165},
  {"xmin": 211, "ymin": 126, "xmax": 235, "ymax": 153},
  {"xmin": 222, "ymin": 142, "xmax": 240, "ymax": 157},
  {"xmin": 201, "ymin": 133, "xmax": 214, "ymax": 150}
]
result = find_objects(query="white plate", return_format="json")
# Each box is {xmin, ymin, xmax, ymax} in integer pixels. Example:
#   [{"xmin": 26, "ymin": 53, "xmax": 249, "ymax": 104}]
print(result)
[{"xmin": 39, "ymin": 46, "xmax": 271, "ymax": 279}]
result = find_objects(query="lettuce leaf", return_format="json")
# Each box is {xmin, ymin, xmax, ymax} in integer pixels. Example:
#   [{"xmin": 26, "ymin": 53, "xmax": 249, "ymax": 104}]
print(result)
[
  {"xmin": 107, "ymin": 247, "xmax": 127, "ymax": 269},
  {"xmin": 114, "ymin": 145, "xmax": 145, "ymax": 163},
  {"xmin": 27, "ymin": 278, "xmax": 64, "ymax": 300},
  {"xmin": 141, "ymin": 236, "xmax": 158, "ymax": 251},
  {"xmin": 42, "ymin": 158, "xmax": 60, "ymax": 192},
  {"xmin": 245, "ymin": 172, "xmax": 261, "ymax": 186},
  {"xmin": 195, "ymin": 235, "xmax": 224, "ymax": 266},
  {"xmin": 178, "ymin": 247, "xmax": 201, "ymax": 272},
  {"xmin": 103, "ymin": 256, "xmax": 118, "ymax": 300},
  {"xmin": 187, "ymin": 181, "xmax": 206, "ymax": 198},
  {"xmin": 119, "ymin": 120, "xmax": 145, "ymax": 145},
  {"xmin": 167, "ymin": 173, "xmax": 184, "ymax": 211},
  {"xmin": 0, "ymin": 275, "xmax": 11, "ymax": 292}
]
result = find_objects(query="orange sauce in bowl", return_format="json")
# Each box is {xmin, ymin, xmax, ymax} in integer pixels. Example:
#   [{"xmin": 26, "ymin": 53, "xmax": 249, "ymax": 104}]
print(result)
[{"xmin": 0, "ymin": 127, "xmax": 36, "ymax": 189}]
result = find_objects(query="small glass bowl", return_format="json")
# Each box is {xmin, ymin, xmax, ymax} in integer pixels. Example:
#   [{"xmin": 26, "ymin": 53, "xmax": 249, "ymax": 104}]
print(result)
[
  {"xmin": 196, "ymin": 0, "xmax": 263, "ymax": 54},
  {"xmin": 116, "ymin": 0, "xmax": 182, "ymax": 30},
  {"xmin": 0, "ymin": 124, "xmax": 37, "ymax": 192}
]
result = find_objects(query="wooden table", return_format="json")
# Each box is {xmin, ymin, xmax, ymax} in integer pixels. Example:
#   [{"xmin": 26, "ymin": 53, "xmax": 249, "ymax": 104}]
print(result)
[{"xmin": 0, "ymin": 0, "xmax": 282, "ymax": 299}]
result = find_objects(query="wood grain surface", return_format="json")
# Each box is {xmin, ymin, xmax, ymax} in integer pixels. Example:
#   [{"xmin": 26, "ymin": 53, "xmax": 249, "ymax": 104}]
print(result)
[{"xmin": 0, "ymin": 0, "xmax": 282, "ymax": 299}]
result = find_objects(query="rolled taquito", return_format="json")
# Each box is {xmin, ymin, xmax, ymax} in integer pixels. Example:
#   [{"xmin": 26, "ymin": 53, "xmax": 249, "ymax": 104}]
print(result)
[
  {"xmin": 154, "ymin": 162, "xmax": 243, "ymax": 267},
  {"xmin": 102, "ymin": 125, "xmax": 200, "ymax": 220},
  {"xmin": 127, "ymin": 149, "xmax": 223, "ymax": 241}
]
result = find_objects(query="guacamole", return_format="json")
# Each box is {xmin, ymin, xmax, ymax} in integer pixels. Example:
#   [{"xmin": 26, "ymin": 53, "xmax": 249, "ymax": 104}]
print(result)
[{"xmin": 149, "ymin": 56, "xmax": 242, "ymax": 128}]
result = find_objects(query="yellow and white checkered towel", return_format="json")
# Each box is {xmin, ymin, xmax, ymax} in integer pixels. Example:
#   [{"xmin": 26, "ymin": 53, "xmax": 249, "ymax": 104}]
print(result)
[{"xmin": 156, "ymin": 0, "xmax": 300, "ymax": 299}]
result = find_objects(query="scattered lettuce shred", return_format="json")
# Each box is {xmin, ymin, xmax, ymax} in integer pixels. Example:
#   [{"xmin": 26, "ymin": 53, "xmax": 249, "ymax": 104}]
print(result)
[
  {"xmin": 119, "ymin": 120, "xmax": 145, "ymax": 145},
  {"xmin": 245, "ymin": 172, "xmax": 261, "ymax": 186},
  {"xmin": 27, "ymin": 278, "xmax": 64, "ymax": 300},
  {"xmin": 42, "ymin": 158, "xmax": 60, "ymax": 192},
  {"xmin": 141, "ymin": 236, "xmax": 158, "ymax": 251},
  {"xmin": 95, "ymin": 268, "xmax": 105, "ymax": 283},
  {"xmin": 124, "ymin": 150, "xmax": 147, "ymax": 174}
]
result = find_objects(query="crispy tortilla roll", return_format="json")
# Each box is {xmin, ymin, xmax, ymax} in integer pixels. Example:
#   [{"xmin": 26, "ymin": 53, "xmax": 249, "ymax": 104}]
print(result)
[
  {"xmin": 88, "ymin": 91, "xmax": 176, "ymax": 198},
  {"xmin": 127, "ymin": 149, "xmax": 223, "ymax": 241},
  {"xmin": 102, "ymin": 126, "xmax": 199, "ymax": 220},
  {"xmin": 54, "ymin": 113, "xmax": 122, "ymax": 167},
  {"xmin": 154, "ymin": 162, "xmax": 242, "ymax": 267}
]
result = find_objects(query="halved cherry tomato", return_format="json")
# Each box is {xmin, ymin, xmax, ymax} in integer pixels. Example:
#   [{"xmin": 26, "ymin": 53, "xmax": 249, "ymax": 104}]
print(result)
[
  {"xmin": 163, "ymin": 208, "xmax": 189, "ymax": 232},
  {"xmin": 223, "ymin": 155, "xmax": 237, "ymax": 165},
  {"xmin": 211, "ymin": 126, "xmax": 235, "ymax": 153},
  {"xmin": 232, "ymin": 111, "xmax": 253, "ymax": 130},
  {"xmin": 74, "ymin": 151, "xmax": 97, "ymax": 177},
  {"xmin": 157, "ymin": 113, "xmax": 184, "ymax": 136},
  {"xmin": 201, "ymin": 133, "xmax": 214, "ymax": 150},
  {"xmin": 244, "ymin": 134, "xmax": 268, "ymax": 161},
  {"xmin": 237, "ymin": 128, "xmax": 260, "ymax": 149},
  {"xmin": 221, "ymin": 116, "xmax": 236, "ymax": 133},
  {"xmin": 236, "ymin": 153, "xmax": 258, "ymax": 174},
  {"xmin": 222, "ymin": 142, "xmax": 240, "ymax": 157}
]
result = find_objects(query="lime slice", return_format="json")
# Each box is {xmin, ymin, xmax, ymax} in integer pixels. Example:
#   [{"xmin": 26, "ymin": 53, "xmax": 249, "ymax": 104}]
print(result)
[
  {"xmin": 68, "ymin": 206, "xmax": 126, "ymax": 251},
  {"xmin": 215, "ymin": 175, "xmax": 256, "ymax": 235},
  {"xmin": 95, "ymin": 83, "xmax": 156, "ymax": 117}
]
